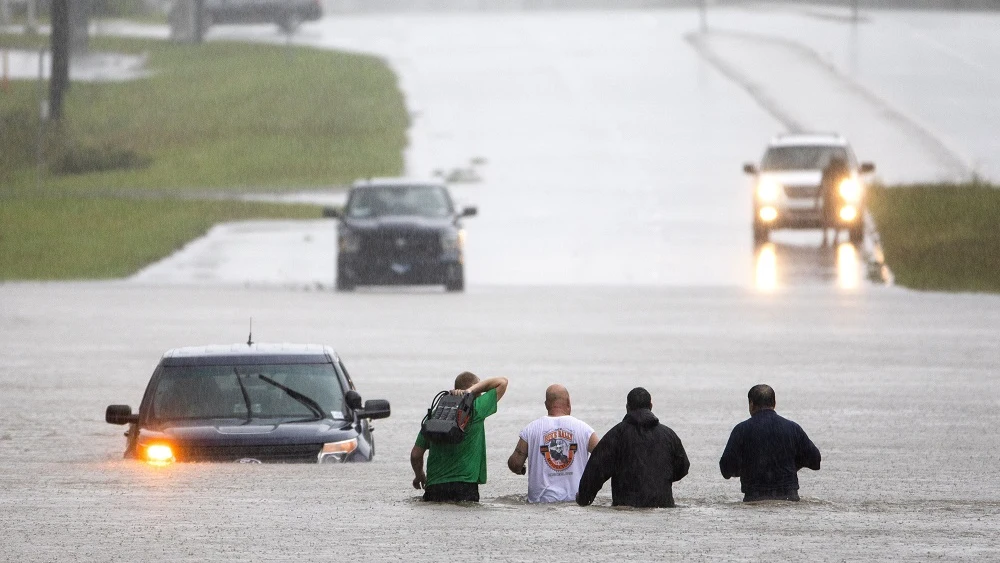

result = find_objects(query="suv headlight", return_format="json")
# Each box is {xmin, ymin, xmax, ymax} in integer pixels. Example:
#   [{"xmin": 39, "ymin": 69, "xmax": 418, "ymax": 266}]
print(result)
[
  {"xmin": 440, "ymin": 229, "xmax": 465, "ymax": 254},
  {"xmin": 838, "ymin": 178, "xmax": 863, "ymax": 202},
  {"xmin": 756, "ymin": 179, "xmax": 781, "ymax": 202},
  {"xmin": 139, "ymin": 442, "xmax": 175, "ymax": 465},
  {"xmin": 338, "ymin": 230, "xmax": 360, "ymax": 253},
  {"xmin": 318, "ymin": 438, "xmax": 358, "ymax": 463}
]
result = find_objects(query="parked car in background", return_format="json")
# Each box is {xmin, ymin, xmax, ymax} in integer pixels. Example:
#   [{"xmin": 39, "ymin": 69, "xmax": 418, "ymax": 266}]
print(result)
[
  {"xmin": 197, "ymin": 0, "xmax": 322, "ymax": 33},
  {"xmin": 324, "ymin": 178, "xmax": 477, "ymax": 292},
  {"xmin": 743, "ymin": 133, "xmax": 875, "ymax": 245},
  {"xmin": 105, "ymin": 343, "xmax": 390, "ymax": 464}
]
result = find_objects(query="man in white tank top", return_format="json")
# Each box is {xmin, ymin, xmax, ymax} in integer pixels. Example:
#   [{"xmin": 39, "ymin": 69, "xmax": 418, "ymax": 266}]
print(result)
[{"xmin": 507, "ymin": 384, "xmax": 600, "ymax": 503}]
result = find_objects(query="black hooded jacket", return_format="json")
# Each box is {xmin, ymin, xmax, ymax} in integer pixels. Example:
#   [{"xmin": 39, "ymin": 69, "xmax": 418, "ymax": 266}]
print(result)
[{"xmin": 576, "ymin": 409, "xmax": 690, "ymax": 508}]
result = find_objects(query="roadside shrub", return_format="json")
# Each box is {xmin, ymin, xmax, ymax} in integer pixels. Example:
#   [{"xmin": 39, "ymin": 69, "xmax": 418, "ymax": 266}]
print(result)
[
  {"xmin": 0, "ymin": 108, "xmax": 37, "ymax": 178},
  {"xmin": 95, "ymin": 0, "xmax": 152, "ymax": 17},
  {"xmin": 49, "ymin": 143, "xmax": 152, "ymax": 175}
]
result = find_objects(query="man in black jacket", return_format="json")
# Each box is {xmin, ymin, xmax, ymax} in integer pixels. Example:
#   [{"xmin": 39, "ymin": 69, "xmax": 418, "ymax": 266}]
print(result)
[
  {"xmin": 719, "ymin": 384, "xmax": 822, "ymax": 502},
  {"xmin": 576, "ymin": 387, "xmax": 689, "ymax": 508}
]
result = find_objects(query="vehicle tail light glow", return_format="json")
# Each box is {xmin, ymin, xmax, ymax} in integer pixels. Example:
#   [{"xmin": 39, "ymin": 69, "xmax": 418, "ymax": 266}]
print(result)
[
  {"xmin": 318, "ymin": 438, "xmax": 358, "ymax": 463},
  {"xmin": 759, "ymin": 207, "xmax": 778, "ymax": 222}
]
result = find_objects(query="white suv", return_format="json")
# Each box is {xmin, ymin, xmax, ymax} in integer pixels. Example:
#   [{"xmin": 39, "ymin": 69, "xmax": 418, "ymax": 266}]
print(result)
[{"xmin": 743, "ymin": 133, "xmax": 875, "ymax": 245}]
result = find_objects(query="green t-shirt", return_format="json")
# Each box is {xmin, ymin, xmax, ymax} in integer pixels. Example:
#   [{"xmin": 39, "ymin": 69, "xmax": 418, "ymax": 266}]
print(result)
[{"xmin": 415, "ymin": 388, "xmax": 499, "ymax": 487}]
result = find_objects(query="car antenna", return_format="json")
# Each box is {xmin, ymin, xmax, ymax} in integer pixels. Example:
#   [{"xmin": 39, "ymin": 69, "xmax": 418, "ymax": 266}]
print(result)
[{"xmin": 247, "ymin": 317, "xmax": 253, "ymax": 346}]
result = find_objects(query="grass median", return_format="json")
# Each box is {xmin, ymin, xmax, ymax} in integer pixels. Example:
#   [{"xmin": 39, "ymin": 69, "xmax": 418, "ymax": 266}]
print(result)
[
  {"xmin": 868, "ymin": 183, "xmax": 1000, "ymax": 293},
  {"xmin": 0, "ymin": 197, "xmax": 324, "ymax": 279},
  {"xmin": 0, "ymin": 32, "xmax": 408, "ymax": 279}
]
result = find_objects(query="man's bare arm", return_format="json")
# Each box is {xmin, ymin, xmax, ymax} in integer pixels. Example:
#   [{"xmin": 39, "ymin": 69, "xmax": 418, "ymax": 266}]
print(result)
[
  {"xmin": 508, "ymin": 438, "xmax": 528, "ymax": 475},
  {"xmin": 410, "ymin": 445, "xmax": 427, "ymax": 489},
  {"xmin": 462, "ymin": 377, "xmax": 509, "ymax": 400},
  {"xmin": 587, "ymin": 432, "xmax": 600, "ymax": 453}
]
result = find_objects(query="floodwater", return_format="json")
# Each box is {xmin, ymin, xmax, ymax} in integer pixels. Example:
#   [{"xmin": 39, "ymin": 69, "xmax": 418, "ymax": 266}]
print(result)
[
  {"xmin": 3, "ymin": 5, "xmax": 1000, "ymax": 562},
  {"xmin": 2, "ymin": 284, "xmax": 999, "ymax": 560}
]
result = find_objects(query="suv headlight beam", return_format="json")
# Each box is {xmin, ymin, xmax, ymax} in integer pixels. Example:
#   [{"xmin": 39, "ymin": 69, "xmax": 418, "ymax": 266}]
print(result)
[{"xmin": 756, "ymin": 179, "xmax": 782, "ymax": 202}]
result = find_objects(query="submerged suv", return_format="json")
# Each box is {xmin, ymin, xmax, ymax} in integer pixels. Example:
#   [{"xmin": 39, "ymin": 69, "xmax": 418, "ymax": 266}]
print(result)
[
  {"xmin": 105, "ymin": 343, "xmax": 390, "ymax": 464},
  {"xmin": 324, "ymin": 179, "xmax": 477, "ymax": 292},
  {"xmin": 743, "ymin": 133, "xmax": 875, "ymax": 245}
]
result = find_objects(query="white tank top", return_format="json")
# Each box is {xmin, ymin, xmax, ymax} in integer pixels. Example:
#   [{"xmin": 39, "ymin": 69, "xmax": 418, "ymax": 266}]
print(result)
[{"xmin": 519, "ymin": 415, "xmax": 595, "ymax": 503}]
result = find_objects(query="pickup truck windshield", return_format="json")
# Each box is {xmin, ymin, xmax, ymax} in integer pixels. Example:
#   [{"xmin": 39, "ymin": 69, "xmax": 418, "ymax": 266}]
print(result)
[
  {"xmin": 151, "ymin": 363, "xmax": 344, "ymax": 421},
  {"xmin": 346, "ymin": 185, "xmax": 454, "ymax": 219}
]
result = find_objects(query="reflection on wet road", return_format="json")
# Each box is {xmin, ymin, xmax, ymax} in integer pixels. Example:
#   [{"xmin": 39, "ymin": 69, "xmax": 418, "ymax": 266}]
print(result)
[{"xmin": 754, "ymin": 239, "xmax": 864, "ymax": 292}]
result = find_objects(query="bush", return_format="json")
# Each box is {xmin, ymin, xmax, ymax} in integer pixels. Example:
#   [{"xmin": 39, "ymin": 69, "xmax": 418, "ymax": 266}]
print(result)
[
  {"xmin": 49, "ymin": 143, "xmax": 152, "ymax": 175},
  {"xmin": 95, "ymin": 0, "xmax": 152, "ymax": 17}
]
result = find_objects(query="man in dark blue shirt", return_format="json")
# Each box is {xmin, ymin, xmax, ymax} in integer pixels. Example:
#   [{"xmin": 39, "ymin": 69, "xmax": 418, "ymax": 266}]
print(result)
[{"xmin": 720, "ymin": 384, "xmax": 821, "ymax": 502}]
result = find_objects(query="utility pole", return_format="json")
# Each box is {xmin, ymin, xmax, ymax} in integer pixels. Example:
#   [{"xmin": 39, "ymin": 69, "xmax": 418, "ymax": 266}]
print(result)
[
  {"xmin": 194, "ymin": 0, "xmax": 205, "ymax": 44},
  {"xmin": 26, "ymin": 0, "xmax": 38, "ymax": 35},
  {"xmin": 851, "ymin": 0, "xmax": 859, "ymax": 23},
  {"xmin": 49, "ymin": 0, "xmax": 70, "ymax": 121}
]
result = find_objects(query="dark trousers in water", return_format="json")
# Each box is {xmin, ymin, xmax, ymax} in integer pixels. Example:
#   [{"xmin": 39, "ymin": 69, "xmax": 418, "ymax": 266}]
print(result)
[
  {"xmin": 423, "ymin": 481, "xmax": 480, "ymax": 503},
  {"xmin": 744, "ymin": 489, "xmax": 800, "ymax": 502}
]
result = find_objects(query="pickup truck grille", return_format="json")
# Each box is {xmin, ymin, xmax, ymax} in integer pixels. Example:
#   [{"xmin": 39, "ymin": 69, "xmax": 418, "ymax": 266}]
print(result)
[
  {"xmin": 784, "ymin": 185, "xmax": 820, "ymax": 199},
  {"xmin": 175, "ymin": 443, "xmax": 322, "ymax": 463},
  {"xmin": 361, "ymin": 231, "xmax": 440, "ymax": 259}
]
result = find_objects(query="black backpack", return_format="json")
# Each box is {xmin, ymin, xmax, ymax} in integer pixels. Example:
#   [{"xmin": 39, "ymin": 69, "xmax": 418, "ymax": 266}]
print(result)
[{"xmin": 421, "ymin": 391, "xmax": 476, "ymax": 444}]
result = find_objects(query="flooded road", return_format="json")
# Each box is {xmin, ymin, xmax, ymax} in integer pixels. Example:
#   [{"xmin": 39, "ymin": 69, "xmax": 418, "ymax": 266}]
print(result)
[
  {"xmin": 4, "ymin": 6, "xmax": 1000, "ymax": 561},
  {"xmin": 2, "ymin": 283, "xmax": 999, "ymax": 560},
  {"xmin": 137, "ymin": 7, "xmax": 997, "ymax": 289}
]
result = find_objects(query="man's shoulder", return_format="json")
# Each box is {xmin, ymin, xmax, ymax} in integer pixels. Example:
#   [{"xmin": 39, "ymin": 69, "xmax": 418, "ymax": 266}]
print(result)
[{"xmin": 474, "ymin": 388, "xmax": 498, "ymax": 408}]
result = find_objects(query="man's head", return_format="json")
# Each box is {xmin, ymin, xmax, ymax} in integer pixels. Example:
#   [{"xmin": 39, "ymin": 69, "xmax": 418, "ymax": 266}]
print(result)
[
  {"xmin": 544, "ymin": 384, "xmax": 571, "ymax": 415},
  {"xmin": 748, "ymin": 384, "xmax": 776, "ymax": 414},
  {"xmin": 454, "ymin": 371, "xmax": 480, "ymax": 391},
  {"xmin": 626, "ymin": 387, "xmax": 652, "ymax": 411}
]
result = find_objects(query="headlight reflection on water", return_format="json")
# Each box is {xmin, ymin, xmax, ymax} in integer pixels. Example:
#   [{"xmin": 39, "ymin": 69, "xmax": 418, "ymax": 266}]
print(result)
[
  {"xmin": 837, "ymin": 242, "xmax": 860, "ymax": 290},
  {"xmin": 754, "ymin": 243, "xmax": 778, "ymax": 292},
  {"xmin": 754, "ymin": 242, "xmax": 861, "ymax": 292}
]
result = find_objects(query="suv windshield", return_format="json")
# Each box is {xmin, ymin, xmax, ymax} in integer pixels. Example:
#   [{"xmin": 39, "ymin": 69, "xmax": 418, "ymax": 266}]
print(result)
[
  {"xmin": 345, "ymin": 185, "xmax": 454, "ymax": 219},
  {"xmin": 761, "ymin": 145, "xmax": 850, "ymax": 171},
  {"xmin": 151, "ymin": 363, "xmax": 345, "ymax": 421}
]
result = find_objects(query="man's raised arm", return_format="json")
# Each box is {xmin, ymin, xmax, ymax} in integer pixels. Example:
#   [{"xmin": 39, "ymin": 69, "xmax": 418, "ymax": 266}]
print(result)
[{"xmin": 462, "ymin": 377, "xmax": 508, "ymax": 400}]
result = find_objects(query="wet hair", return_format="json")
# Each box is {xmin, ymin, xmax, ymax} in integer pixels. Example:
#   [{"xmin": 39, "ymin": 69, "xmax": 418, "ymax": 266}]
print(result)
[
  {"xmin": 748, "ymin": 384, "xmax": 776, "ymax": 409},
  {"xmin": 454, "ymin": 371, "xmax": 479, "ymax": 390},
  {"xmin": 626, "ymin": 387, "xmax": 652, "ymax": 411}
]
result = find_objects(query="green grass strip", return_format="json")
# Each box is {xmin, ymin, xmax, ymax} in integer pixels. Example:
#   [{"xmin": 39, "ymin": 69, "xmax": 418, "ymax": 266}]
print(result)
[
  {"xmin": 0, "ymin": 197, "xmax": 322, "ymax": 280},
  {"xmin": 868, "ymin": 183, "xmax": 1000, "ymax": 293},
  {"xmin": 0, "ymin": 34, "xmax": 408, "ymax": 194}
]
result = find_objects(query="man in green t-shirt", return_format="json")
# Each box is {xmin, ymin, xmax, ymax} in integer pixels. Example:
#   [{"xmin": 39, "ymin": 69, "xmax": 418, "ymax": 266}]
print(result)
[{"xmin": 410, "ymin": 371, "xmax": 508, "ymax": 502}]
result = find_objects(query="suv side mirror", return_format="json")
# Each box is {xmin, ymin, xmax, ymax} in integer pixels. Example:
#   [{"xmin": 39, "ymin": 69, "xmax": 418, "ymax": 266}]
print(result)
[
  {"xmin": 322, "ymin": 206, "xmax": 341, "ymax": 219},
  {"xmin": 357, "ymin": 399, "xmax": 391, "ymax": 420},
  {"xmin": 345, "ymin": 390, "xmax": 363, "ymax": 410},
  {"xmin": 106, "ymin": 404, "xmax": 138, "ymax": 425},
  {"xmin": 859, "ymin": 162, "xmax": 875, "ymax": 174},
  {"xmin": 743, "ymin": 163, "xmax": 758, "ymax": 175},
  {"xmin": 461, "ymin": 206, "xmax": 478, "ymax": 218}
]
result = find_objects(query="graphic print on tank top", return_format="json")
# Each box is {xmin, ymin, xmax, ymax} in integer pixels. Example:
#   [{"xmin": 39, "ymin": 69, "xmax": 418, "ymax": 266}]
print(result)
[{"xmin": 539, "ymin": 428, "xmax": 578, "ymax": 472}]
